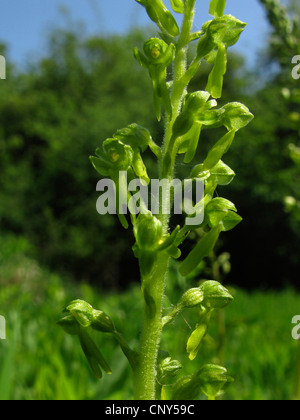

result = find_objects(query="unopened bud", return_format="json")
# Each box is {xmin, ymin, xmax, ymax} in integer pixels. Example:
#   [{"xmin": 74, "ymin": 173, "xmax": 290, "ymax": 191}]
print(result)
[
  {"xmin": 180, "ymin": 288, "xmax": 204, "ymax": 308},
  {"xmin": 64, "ymin": 300, "xmax": 94, "ymax": 328},
  {"xmin": 199, "ymin": 281, "xmax": 233, "ymax": 309},
  {"xmin": 91, "ymin": 310, "xmax": 115, "ymax": 333}
]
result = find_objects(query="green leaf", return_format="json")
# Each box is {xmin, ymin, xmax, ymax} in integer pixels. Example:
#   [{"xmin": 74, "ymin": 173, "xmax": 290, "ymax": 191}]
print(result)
[
  {"xmin": 187, "ymin": 324, "xmax": 208, "ymax": 360},
  {"xmin": 170, "ymin": 0, "xmax": 184, "ymax": 14},
  {"xmin": 207, "ymin": 197, "xmax": 237, "ymax": 213},
  {"xmin": 203, "ymin": 129, "xmax": 236, "ymax": 170},
  {"xmin": 179, "ymin": 226, "xmax": 221, "ymax": 276}
]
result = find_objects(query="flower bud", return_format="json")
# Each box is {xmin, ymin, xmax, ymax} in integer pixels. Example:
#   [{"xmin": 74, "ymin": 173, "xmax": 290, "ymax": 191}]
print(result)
[
  {"xmin": 180, "ymin": 288, "xmax": 204, "ymax": 308},
  {"xmin": 64, "ymin": 299, "xmax": 94, "ymax": 328},
  {"xmin": 113, "ymin": 123, "xmax": 152, "ymax": 153},
  {"xmin": 143, "ymin": 38, "xmax": 175, "ymax": 67},
  {"xmin": 102, "ymin": 138, "xmax": 134, "ymax": 171},
  {"xmin": 134, "ymin": 211, "xmax": 163, "ymax": 251},
  {"xmin": 197, "ymin": 364, "xmax": 233, "ymax": 399},
  {"xmin": 158, "ymin": 356, "xmax": 182, "ymax": 383},
  {"xmin": 91, "ymin": 309, "xmax": 115, "ymax": 333},
  {"xmin": 199, "ymin": 280, "xmax": 233, "ymax": 309}
]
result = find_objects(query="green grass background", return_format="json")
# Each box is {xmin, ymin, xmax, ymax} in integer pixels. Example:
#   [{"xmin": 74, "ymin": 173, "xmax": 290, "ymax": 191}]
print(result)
[{"xmin": 0, "ymin": 235, "xmax": 299, "ymax": 400}]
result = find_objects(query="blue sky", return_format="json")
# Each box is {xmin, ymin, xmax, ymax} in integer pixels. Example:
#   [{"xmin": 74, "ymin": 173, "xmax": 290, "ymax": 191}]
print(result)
[{"xmin": 0, "ymin": 0, "xmax": 271, "ymax": 67}]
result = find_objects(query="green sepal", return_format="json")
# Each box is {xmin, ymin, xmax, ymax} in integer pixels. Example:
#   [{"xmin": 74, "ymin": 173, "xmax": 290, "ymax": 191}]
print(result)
[
  {"xmin": 179, "ymin": 226, "xmax": 222, "ymax": 277},
  {"xmin": 205, "ymin": 197, "xmax": 242, "ymax": 231},
  {"xmin": 200, "ymin": 280, "xmax": 233, "ymax": 309},
  {"xmin": 158, "ymin": 356, "xmax": 183, "ymax": 384},
  {"xmin": 78, "ymin": 328, "xmax": 112, "ymax": 378},
  {"xmin": 219, "ymin": 211, "xmax": 243, "ymax": 232},
  {"xmin": 221, "ymin": 102, "xmax": 254, "ymax": 131},
  {"xmin": 113, "ymin": 123, "xmax": 152, "ymax": 153},
  {"xmin": 180, "ymin": 288, "xmax": 204, "ymax": 308},
  {"xmin": 209, "ymin": 160, "xmax": 235, "ymax": 185},
  {"xmin": 171, "ymin": 364, "xmax": 233, "ymax": 400},
  {"xmin": 91, "ymin": 310, "xmax": 115, "ymax": 334},
  {"xmin": 64, "ymin": 299, "xmax": 94, "ymax": 328},
  {"xmin": 191, "ymin": 160, "xmax": 235, "ymax": 186},
  {"xmin": 171, "ymin": 91, "xmax": 213, "ymax": 141},
  {"xmin": 205, "ymin": 15, "xmax": 247, "ymax": 49},
  {"xmin": 197, "ymin": 364, "xmax": 234, "ymax": 399},
  {"xmin": 171, "ymin": 375, "xmax": 196, "ymax": 400}
]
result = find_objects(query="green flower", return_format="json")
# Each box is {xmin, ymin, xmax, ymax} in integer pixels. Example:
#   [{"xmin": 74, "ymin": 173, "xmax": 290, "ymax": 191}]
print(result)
[
  {"xmin": 90, "ymin": 138, "xmax": 134, "ymax": 178},
  {"xmin": 134, "ymin": 38, "xmax": 175, "ymax": 120}
]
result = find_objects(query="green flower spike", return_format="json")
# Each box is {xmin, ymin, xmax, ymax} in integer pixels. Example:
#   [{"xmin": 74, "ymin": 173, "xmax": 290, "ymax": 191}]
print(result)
[{"xmin": 134, "ymin": 38, "xmax": 175, "ymax": 121}]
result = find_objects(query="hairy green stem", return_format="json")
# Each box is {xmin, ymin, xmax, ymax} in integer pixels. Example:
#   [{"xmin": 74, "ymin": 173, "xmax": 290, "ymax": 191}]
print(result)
[
  {"xmin": 133, "ymin": 252, "xmax": 170, "ymax": 400},
  {"xmin": 134, "ymin": 1, "xmax": 196, "ymax": 400}
]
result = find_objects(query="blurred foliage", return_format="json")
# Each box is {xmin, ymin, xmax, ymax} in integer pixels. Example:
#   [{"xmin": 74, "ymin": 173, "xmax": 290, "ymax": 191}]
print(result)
[
  {"xmin": 0, "ymin": 241, "xmax": 299, "ymax": 400},
  {"xmin": 0, "ymin": 15, "xmax": 299, "ymax": 288}
]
